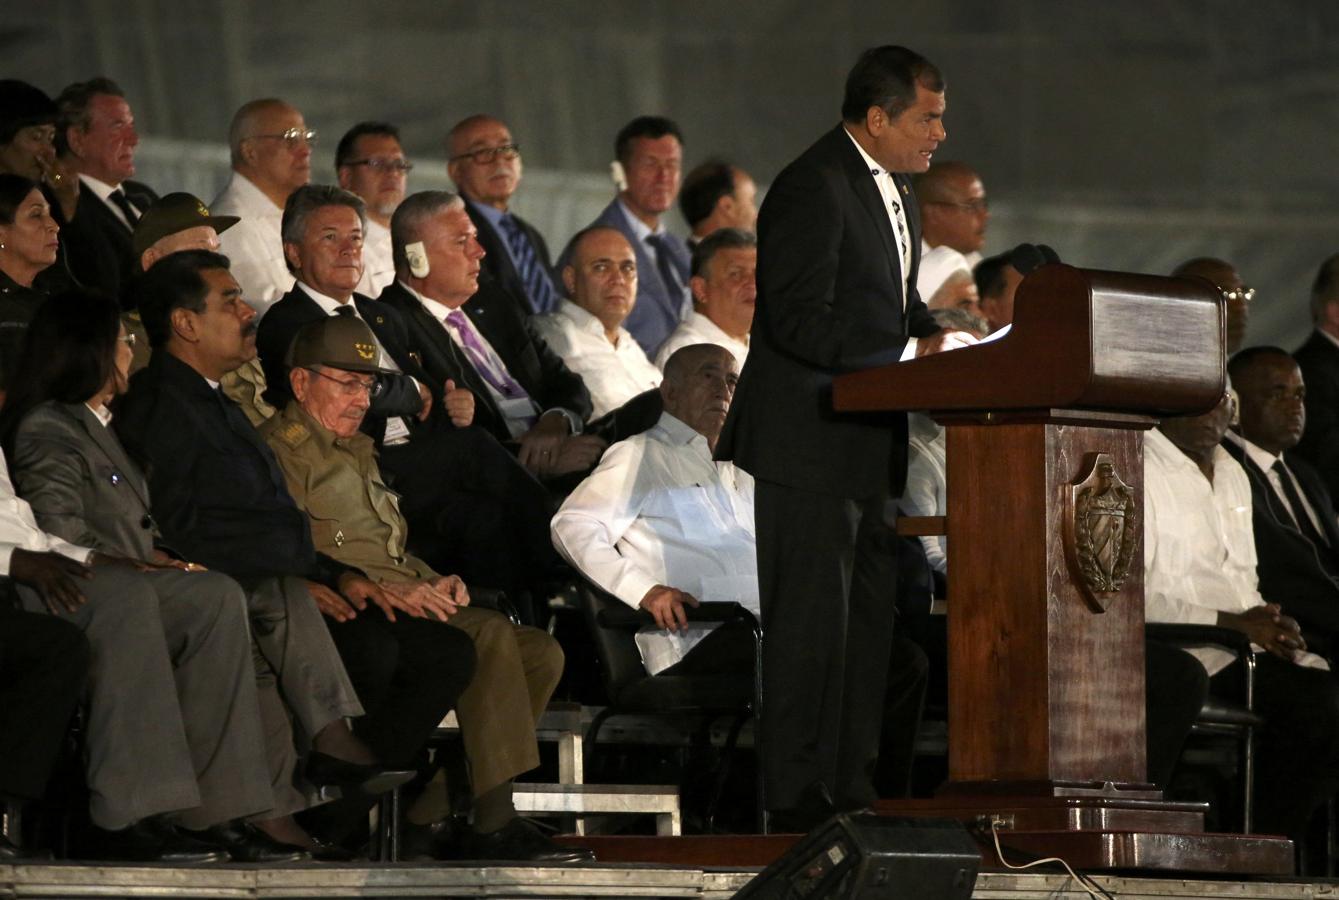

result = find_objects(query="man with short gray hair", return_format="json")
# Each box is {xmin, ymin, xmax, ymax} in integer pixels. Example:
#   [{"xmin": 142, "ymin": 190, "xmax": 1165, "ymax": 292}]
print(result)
[{"xmin": 212, "ymin": 99, "xmax": 316, "ymax": 313}]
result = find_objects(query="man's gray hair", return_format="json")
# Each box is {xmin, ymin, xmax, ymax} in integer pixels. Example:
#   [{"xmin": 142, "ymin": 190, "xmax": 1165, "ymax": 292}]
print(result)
[
  {"xmin": 390, "ymin": 190, "xmax": 465, "ymax": 275},
  {"xmin": 280, "ymin": 184, "xmax": 367, "ymax": 274}
]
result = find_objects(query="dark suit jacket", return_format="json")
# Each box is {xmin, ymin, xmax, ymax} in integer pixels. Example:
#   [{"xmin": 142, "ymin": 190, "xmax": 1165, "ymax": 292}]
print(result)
[
  {"xmin": 10, "ymin": 401, "xmax": 159, "ymax": 560},
  {"xmin": 715, "ymin": 124, "xmax": 940, "ymax": 500},
  {"xmin": 375, "ymin": 279, "xmax": 592, "ymax": 443},
  {"xmin": 1222, "ymin": 437, "xmax": 1339, "ymax": 656},
  {"xmin": 464, "ymin": 199, "xmax": 558, "ymax": 316},
  {"xmin": 59, "ymin": 179, "xmax": 158, "ymax": 301},
  {"xmin": 1294, "ymin": 330, "xmax": 1339, "ymax": 500},
  {"xmin": 556, "ymin": 198, "xmax": 690, "ymax": 356},
  {"xmin": 115, "ymin": 351, "xmax": 354, "ymax": 588},
  {"xmin": 254, "ymin": 285, "xmax": 427, "ymax": 441}
]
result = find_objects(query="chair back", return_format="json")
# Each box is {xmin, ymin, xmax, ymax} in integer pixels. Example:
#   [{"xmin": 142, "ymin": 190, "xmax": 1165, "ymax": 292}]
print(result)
[{"xmin": 575, "ymin": 580, "xmax": 650, "ymax": 704}]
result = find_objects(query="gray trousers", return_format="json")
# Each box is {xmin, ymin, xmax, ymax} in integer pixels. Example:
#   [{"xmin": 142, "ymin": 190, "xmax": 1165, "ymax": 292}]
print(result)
[
  {"xmin": 245, "ymin": 575, "xmax": 364, "ymax": 817},
  {"xmin": 21, "ymin": 567, "xmax": 272, "ymax": 830}
]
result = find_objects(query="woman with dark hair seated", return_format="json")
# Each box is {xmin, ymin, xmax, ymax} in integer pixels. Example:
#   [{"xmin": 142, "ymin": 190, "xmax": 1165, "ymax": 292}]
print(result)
[
  {"xmin": 0, "ymin": 289, "xmax": 396, "ymax": 862},
  {"xmin": 0, "ymin": 173, "xmax": 61, "ymax": 391}
]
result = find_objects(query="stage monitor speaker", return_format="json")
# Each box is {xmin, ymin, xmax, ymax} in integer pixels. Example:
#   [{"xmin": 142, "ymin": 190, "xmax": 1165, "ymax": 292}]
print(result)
[{"xmin": 734, "ymin": 813, "xmax": 979, "ymax": 900}]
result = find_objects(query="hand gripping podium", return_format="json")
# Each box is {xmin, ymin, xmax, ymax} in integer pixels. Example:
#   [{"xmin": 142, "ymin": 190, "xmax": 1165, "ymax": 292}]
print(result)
[{"xmin": 833, "ymin": 264, "xmax": 1293, "ymax": 873}]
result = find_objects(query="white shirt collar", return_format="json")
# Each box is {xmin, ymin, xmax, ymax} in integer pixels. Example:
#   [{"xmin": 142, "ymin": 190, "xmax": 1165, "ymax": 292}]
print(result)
[
  {"xmin": 844, "ymin": 126, "xmax": 888, "ymax": 178},
  {"xmin": 557, "ymin": 298, "xmax": 623, "ymax": 344},
  {"xmin": 1225, "ymin": 429, "xmax": 1282, "ymax": 473},
  {"xmin": 687, "ymin": 309, "xmax": 748, "ymax": 347},
  {"xmin": 228, "ymin": 171, "xmax": 283, "ymax": 215},
  {"xmin": 85, "ymin": 402, "xmax": 113, "ymax": 427},
  {"xmin": 78, "ymin": 173, "xmax": 121, "ymax": 200},
  {"xmin": 616, "ymin": 197, "xmax": 664, "ymax": 241},
  {"xmin": 655, "ymin": 410, "xmax": 707, "ymax": 448},
  {"xmin": 1318, "ymin": 328, "xmax": 1339, "ymax": 351},
  {"xmin": 297, "ymin": 281, "xmax": 356, "ymax": 316},
  {"xmin": 398, "ymin": 280, "xmax": 462, "ymax": 324}
]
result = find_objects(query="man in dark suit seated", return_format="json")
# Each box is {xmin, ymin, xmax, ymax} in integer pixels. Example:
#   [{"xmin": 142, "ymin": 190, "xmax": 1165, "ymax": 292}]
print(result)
[
  {"xmin": 1224, "ymin": 346, "xmax": 1339, "ymax": 660},
  {"xmin": 260, "ymin": 314, "xmax": 588, "ymax": 863},
  {"xmin": 557, "ymin": 116, "xmax": 692, "ymax": 356},
  {"xmin": 380, "ymin": 190, "xmax": 626, "ymax": 476},
  {"xmin": 53, "ymin": 78, "xmax": 158, "ymax": 298},
  {"xmin": 447, "ymin": 114, "xmax": 560, "ymax": 317},
  {"xmin": 1293, "ymin": 254, "xmax": 1339, "ymax": 500},
  {"xmin": 117, "ymin": 249, "xmax": 473, "ymax": 847},
  {"xmin": 253, "ymin": 185, "xmax": 564, "ymax": 614}
]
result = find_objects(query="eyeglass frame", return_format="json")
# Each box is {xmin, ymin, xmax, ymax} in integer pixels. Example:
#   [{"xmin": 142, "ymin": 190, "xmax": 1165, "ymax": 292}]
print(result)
[
  {"xmin": 244, "ymin": 127, "xmax": 318, "ymax": 148},
  {"xmin": 341, "ymin": 157, "xmax": 414, "ymax": 174},
  {"xmin": 1221, "ymin": 286, "xmax": 1256, "ymax": 304},
  {"xmin": 449, "ymin": 143, "xmax": 521, "ymax": 165},
  {"xmin": 303, "ymin": 366, "xmax": 383, "ymax": 399}
]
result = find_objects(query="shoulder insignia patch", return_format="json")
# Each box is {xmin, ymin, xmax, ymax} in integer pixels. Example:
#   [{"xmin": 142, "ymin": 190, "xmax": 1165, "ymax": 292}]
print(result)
[{"xmin": 275, "ymin": 420, "xmax": 311, "ymax": 449}]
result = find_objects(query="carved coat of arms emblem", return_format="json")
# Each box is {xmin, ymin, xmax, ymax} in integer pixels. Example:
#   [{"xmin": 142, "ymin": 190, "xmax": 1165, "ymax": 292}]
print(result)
[{"xmin": 1066, "ymin": 453, "xmax": 1138, "ymax": 611}]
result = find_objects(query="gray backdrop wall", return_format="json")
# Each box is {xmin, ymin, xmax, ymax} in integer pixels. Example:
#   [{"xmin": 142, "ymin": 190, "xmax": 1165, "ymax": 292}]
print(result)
[{"xmin": 6, "ymin": 0, "xmax": 1337, "ymax": 349}]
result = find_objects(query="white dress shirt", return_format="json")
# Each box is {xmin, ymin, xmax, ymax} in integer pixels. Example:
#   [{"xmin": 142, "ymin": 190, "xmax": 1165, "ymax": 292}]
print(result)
[
  {"xmin": 531, "ymin": 300, "xmax": 663, "ymax": 419},
  {"xmin": 212, "ymin": 173, "xmax": 293, "ymax": 315},
  {"xmin": 1226, "ymin": 431, "xmax": 1333, "ymax": 542},
  {"xmin": 900, "ymin": 413, "xmax": 947, "ymax": 574},
  {"xmin": 356, "ymin": 218, "xmax": 395, "ymax": 299},
  {"xmin": 1143, "ymin": 428, "xmax": 1327, "ymax": 674},
  {"xmin": 551, "ymin": 412, "xmax": 760, "ymax": 674},
  {"xmin": 79, "ymin": 173, "xmax": 139, "ymax": 230},
  {"xmin": 843, "ymin": 128, "xmax": 918, "ymax": 361},
  {"xmin": 654, "ymin": 311, "xmax": 750, "ymax": 370},
  {"xmin": 0, "ymin": 446, "xmax": 93, "ymax": 575}
]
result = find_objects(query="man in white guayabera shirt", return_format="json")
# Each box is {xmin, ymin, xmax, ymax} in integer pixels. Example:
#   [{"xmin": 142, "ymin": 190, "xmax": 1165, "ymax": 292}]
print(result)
[{"xmin": 551, "ymin": 343, "xmax": 756, "ymax": 675}]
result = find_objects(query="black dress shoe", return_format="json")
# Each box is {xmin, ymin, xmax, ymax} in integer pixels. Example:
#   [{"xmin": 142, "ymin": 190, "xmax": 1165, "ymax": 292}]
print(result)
[
  {"xmin": 189, "ymin": 822, "xmax": 310, "ymax": 863},
  {"xmin": 304, "ymin": 752, "xmax": 416, "ymax": 797},
  {"xmin": 307, "ymin": 837, "xmax": 356, "ymax": 862},
  {"xmin": 90, "ymin": 818, "xmax": 229, "ymax": 864},
  {"xmin": 442, "ymin": 818, "xmax": 595, "ymax": 863}
]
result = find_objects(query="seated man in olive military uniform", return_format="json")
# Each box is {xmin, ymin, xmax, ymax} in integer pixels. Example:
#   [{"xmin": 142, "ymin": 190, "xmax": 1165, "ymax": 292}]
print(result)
[{"xmin": 259, "ymin": 314, "xmax": 590, "ymax": 864}]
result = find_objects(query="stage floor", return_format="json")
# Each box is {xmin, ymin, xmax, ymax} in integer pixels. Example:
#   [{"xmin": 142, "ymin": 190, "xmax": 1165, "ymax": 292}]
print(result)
[{"xmin": 2, "ymin": 862, "xmax": 1337, "ymax": 899}]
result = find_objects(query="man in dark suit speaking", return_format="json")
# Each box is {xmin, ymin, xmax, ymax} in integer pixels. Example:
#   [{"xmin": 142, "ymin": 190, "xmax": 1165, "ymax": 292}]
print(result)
[{"xmin": 716, "ymin": 45, "xmax": 975, "ymax": 830}]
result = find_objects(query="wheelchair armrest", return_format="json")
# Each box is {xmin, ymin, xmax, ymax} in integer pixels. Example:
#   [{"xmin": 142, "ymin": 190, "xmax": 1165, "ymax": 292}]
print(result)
[
  {"xmin": 1145, "ymin": 622, "xmax": 1254, "ymax": 658},
  {"xmin": 596, "ymin": 600, "xmax": 759, "ymax": 631}
]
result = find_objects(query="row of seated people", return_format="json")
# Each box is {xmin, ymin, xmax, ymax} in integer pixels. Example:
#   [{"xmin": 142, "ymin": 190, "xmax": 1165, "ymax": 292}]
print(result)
[{"xmin": 0, "ymin": 78, "xmax": 757, "ymax": 372}]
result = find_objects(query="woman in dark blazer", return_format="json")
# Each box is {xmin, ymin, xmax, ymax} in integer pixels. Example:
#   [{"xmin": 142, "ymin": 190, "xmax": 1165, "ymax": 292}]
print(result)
[{"xmin": 0, "ymin": 290, "xmax": 389, "ymax": 862}]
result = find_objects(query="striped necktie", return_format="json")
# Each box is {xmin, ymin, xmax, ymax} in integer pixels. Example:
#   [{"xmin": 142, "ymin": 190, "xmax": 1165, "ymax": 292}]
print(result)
[{"xmin": 498, "ymin": 214, "xmax": 556, "ymax": 314}]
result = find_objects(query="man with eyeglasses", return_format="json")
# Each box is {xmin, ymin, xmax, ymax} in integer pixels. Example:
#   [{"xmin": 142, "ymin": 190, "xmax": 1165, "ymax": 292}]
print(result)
[
  {"xmin": 336, "ymin": 122, "xmax": 412, "ymax": 299},
  {"xmin": 1172, "ymin": 257, "xmax": 1254, "ymax": 354},
  {"xmin": 446, "ymin": 115, "xmax": 559, "ymax": 317},
  {"xmin": 213, "ymin": 99, "xmax": 316, "ymax": 315},
  {"xmin": 913, "ymin": 161, "xmax": 989, "ymax": 269}
]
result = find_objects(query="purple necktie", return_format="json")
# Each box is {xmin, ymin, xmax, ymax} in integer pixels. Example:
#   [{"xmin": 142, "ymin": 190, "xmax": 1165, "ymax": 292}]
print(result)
[{"xmin": 445, "ymin": 309, "xmax": 533, "ymax": 403}]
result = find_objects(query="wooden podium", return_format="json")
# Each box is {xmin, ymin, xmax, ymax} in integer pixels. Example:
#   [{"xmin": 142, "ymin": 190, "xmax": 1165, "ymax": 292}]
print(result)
[{"xmin": 832, "ymin": 264, "xmax": 1293, "ymax": 873}]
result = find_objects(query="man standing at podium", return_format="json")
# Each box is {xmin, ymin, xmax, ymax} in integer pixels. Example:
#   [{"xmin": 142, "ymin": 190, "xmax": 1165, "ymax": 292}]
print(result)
[{"xmin": 716, "ymin": 45, "xmax": 975, "ymax": 830}]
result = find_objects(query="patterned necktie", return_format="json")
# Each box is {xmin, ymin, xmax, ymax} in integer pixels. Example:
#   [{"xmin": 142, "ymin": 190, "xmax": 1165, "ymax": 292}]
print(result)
[
  {"xmin": 444, "ymin": 309, "xmax": 532, "ymax": 403},
  {"xmin": 498, "ymin": 214, "xmax": 556, "ymax": 314},
  {"xmin": 644, "ymin": 233, "xmax": 690, "ymax": 313},
  {"xmin": 334, "ymin": 305, "xmax": 354, "ymax": 317},
  {"xmin": 108, "ymin": 188, "xmax": 141, "ymax": 228},
  {"xmin": 1273, "ymin": 459, "xmax": 1330, "ymax": 548}
]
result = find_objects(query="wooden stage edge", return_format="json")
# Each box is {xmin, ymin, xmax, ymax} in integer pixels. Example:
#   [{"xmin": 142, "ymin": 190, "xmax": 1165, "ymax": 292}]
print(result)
[{"xmin": 4, "ymin": 859, "xmax": 1338, "ymax": 899}]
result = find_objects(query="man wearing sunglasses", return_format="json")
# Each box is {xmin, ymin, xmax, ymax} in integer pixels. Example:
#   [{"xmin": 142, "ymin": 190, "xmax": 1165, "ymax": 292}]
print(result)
[
  {"xmin": 337, "ymin": 122, "xmax": 412, "ymax": 299},
  {"xmin": 447, "ymin": 115, "xmax": 559, "ymax": 317},
  {"xmin": 213, "ymin": 99, "xmax": 317, "ymax": 314}
]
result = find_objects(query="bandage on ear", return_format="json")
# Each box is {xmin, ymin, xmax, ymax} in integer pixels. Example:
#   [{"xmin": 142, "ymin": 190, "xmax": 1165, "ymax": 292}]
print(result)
[
  {"xmin": 405, "ymin": 241, "xmax": 430, "ymax": 278},
  {"xmin": 610, "ymin": 160, "xmax": 627, "ymax": 191}
]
